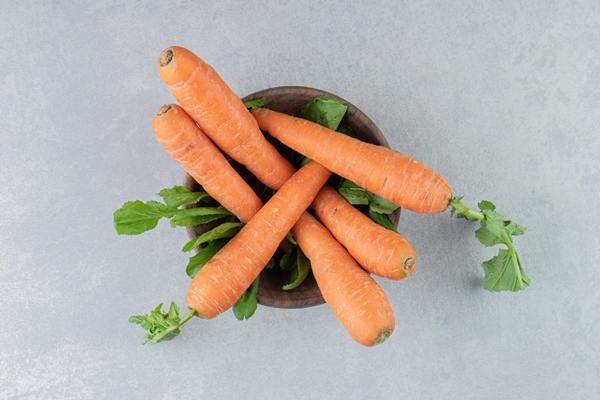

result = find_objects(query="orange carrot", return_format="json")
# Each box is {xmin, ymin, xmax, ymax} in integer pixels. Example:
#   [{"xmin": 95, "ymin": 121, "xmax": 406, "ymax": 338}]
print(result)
[
  {"xmin": 156, "ymin": 46, "xmax": 418, "ymax": 277},
  {"xmin": 251, "ymin": 107, "xmax": 453, "ymax": 214},
  {"xmin": 186, "ymin": 161, "xmax": 331, "ymax": 319},
  {"xmin": 311, "ymin": 185, "xmax": 416, "ymax": 280},
  {"xmin": 152, "ymin": 104, "xmax": 263, "ymax": 224},
  {"xmin": 292, "ymin": 212, "xmax": 395, "ymax": 346},
  {"xmin": 156, "ymin": 46, "xmax": 297, "ymax": 190}
]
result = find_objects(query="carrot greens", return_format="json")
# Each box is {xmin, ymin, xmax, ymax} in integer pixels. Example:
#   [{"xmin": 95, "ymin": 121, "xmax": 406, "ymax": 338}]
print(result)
[
  {"xmin": 114, "ymin": 185, "xmax": 269, "ymax": 342},
  {"xmin": 338, "ymin": 179, "xmax": 399, "ymax": 231},
  {"xmin": 449, "ymin": 196, "xmax": 529, "ymax": 292},
  {"xmin": 113, "ymin": 186, "xmax": 228, "ymax": 234},
  {"xmin": 233, "ymin": 276, "xmax": 260, "ymax": 320},
  {"xmin": 243, "ymin": 97, "xmax": 267, "ymax": 110},
  {"xmin": 128, "ymin": 302, "xmax": 194, "ymax": 344},
  {"xmin": 279, "ymin": 244, "xmax": 311, "ymax": 290},
  {"xmin": 182, "ymin": 222, "xmax": 243, "ymax": 252},
  {"xmin": 301, "ymin": 96, "xmax": 348, "ymax": 131},
  {"xmin": 367, "ymin": 209, "xmax": 398, "ymax": 232}
]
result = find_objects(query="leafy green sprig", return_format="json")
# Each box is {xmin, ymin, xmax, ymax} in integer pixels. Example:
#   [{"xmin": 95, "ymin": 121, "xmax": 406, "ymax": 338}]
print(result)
[
  {"xmin": 113, "ymin": 186, "xmax": 228, "ymax": 235},
  {"xmin": 449, "ymin": 196, "xmax": 529, "ymax": 292},
  {"xmin": 114, "ymin": 185, "xmax": 271, "ymax": 343},
  {"xmin": 300, "ymin": 96, "xmax": 349, "ymax": 131},
  {"xmin": 128, "ymin": 302, "xmax": 195, "ymax": 344},
  {"xmin": 278, "ymin": 240, "xmax": 311, "ymax": 290},
  {"xmin": 233, "ymin": 276, "xmax": 261, "ymax": 320},
  {"xmin": 337, "ymin": 180, "xmax": 399, "ymax": 232}
]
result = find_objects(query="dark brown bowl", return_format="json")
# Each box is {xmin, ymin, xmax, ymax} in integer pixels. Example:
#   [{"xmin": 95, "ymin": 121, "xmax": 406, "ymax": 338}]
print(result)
[{"xmin": 183, "ymin": 86, "xmax": 400, "ymax": 309}]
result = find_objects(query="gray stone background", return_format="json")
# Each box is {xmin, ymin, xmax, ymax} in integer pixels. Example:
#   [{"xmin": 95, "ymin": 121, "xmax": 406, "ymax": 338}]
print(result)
[{"xmin": 1, "ymin": 1, "xmax": 599, "ymax": 399}]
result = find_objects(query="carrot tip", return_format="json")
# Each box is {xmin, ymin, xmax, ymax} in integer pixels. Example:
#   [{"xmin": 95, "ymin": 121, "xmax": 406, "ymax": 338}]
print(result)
[
  {"xmin": 403, "ymin": 257, "xmax": 415, "ymax": 273},
  {"xmin": 374, "ymin": 329, "xmax": 393, "ymax": 345},
  {"xmin": 156, "ymin": 104, "xmax": 171, "ymax": 116},
  {"xmin": 159, "ymin": 49, "xmax": 173, "ymax": 67}
]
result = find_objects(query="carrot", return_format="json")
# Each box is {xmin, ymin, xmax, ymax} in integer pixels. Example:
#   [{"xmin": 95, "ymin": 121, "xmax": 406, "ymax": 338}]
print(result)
[
  {"xmin": 152, "ymin": 104, "xmax": 263, "ymax": 224},
  {"xmin": 156, "ymin": 46, "xmax": 297, "ymax": 190},
  {"xmin": 291, "ymin": 212, "xmax": 395, "ymax": 346},
  {"xmin": 186, "ymin": 161, "xmax": 331, "ymax": 319},
  {"xmin": 311, "ymin": 185, "xmax": 416, "ymax": 280},
  {"xmin": 251, "ymin": 107, "xmax": 453, "ymax": 214},
  {"xmin": 157, "ymin": 46, "xmax": 419, "ymax": 278}
]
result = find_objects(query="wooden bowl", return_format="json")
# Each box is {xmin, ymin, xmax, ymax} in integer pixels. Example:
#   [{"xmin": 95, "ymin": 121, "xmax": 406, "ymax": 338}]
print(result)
[{"xmin": 183, "ymin": 86, "xmax": 400, "ymax": 309}]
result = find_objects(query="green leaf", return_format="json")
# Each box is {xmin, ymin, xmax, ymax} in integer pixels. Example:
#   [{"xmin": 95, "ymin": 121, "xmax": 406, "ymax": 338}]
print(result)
[
  {"xmin": 368, "ymin": 209, "xmax": 398, "ymax": 232},
  {"xmin": 170, "ymin": 213, "xmax": 231, "ymax": 228},
  {"xmin": 481, "ymin": 209, "xmax": 505, "ymax": 237},
  {"xmin": 301, "ymin": 96, "xmax": 348, "ymax": 131},
  {"xmin": 182, "ymin": 222, "xmax": 244, "ymax": 252},
  {"xmin": 279, "ymin": 246, "xmax": 298, "ymax": 271},
  {"xmin": 336, "ymin": 124, "xmax": 355, "ymax": 137},
  {"xmin": 244, "ymin": 97, "xmax": 266, "ymax": 109},
  {"xmin": 113, "ymin": 200, "xmax": 174, "ymax": 235},
  {"xmin": 265, "ymin": 257, "xmax": 275, "ymax": 269},
  {"xmin": 474, "ymin": 226, "xmax": 504, "ymax": 247},
  {"xmin": 504, "ymin": 220, "xmax": 526, "ymax": 237},
  {"xmin": 169, "ymin": 207, "xmax": 233, "ymax": 228},
  {"xmin": 232, "ymin": 276, "xmax": 260, "ymax": 320},
  {"xmin": 128, "ymin": 315, "xmax": 145, "ymax": 325},
  {"xmin": 298, "ymin": 156, "xmax": 312, "ymax": 167},
  {"xmin": 367, "ymin": 192, "xmax": 399, "ymax": 214},
  {"xmin": 282, "ymin": 247, "xmax": 311, "ymax": 290},
  {"xmin": 338, "ymin": 179, "xmax": 399, "ymax": 214},
  {"xmin": 338, "ymin": 180, "xmax": 370, "ymax": 206},
  {"xmin": 158, "ymin": 186, "xmax": 211, "ymax": 208},
  {"xmin": 167, "ymin": 302, "xmax": 180, "ymax": 320},
  {"xmin": 285, "ymin": 231, "xmax": 297, "ymax": 246},
  {"xmin": 186, "ymin": 238, "xmax": 229, "ymax": 278},
  {"xmin": 478, "ymin": 200, "xmax": 496, "ymax": 211},
  {"xmin": 482, "ymin": 249, "xmax": 530, "ymax": 292},
  {"xmin": 113, "ymin": 187, "xmax": 216, "ymax": 235},
  {"xmin": 474, "ymin": 208, "xmax": 505, "ymax": 247}
]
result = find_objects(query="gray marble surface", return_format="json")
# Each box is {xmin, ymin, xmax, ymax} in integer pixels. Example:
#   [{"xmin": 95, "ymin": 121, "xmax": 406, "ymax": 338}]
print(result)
[{"xmin": 1, "ymin": 1, "xmax": 599, "ymax": 399}]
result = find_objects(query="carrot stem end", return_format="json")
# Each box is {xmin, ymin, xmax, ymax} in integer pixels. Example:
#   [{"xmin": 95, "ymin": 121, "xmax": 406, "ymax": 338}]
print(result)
[
  {"xmin": 156, "ymin": 104, "xmax": 171, "ymax": 116},
  {"xmin": 373, "ymin": 329, "xmax": 393, "ymax": 345},
  {"xmin": 159, "ymin": 49, "xmax": 173, "ymax": 67}
]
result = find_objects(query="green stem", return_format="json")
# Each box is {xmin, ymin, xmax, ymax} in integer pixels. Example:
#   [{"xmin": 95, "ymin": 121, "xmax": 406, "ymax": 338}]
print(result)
[
  {"xmin": 449, "ymin": 198, "xmax": 484, "ymax": 221},
  {"xmin": 501, "ymin": 229, "xmax": 525, "ymax": 291}
]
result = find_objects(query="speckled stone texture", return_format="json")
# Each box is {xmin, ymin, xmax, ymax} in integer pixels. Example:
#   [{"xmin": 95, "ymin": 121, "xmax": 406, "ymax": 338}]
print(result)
[{"xmin": 1, "ymin": 1, "xmax": 599, "ymax": 399}]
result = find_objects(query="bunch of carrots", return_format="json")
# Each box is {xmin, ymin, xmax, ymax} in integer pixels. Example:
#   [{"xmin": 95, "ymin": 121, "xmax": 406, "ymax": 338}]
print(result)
[{"xmin": 115, "ymin": 46, "xmax": 529, "ymax": 347}]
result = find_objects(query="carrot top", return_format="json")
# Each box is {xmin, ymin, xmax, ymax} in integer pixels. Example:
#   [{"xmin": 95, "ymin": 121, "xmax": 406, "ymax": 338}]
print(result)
[
  {"xmin": 113, "ymin": 186, "xmax": 225, "ymax": 235},
  {"xmin": 113, "ymin": 185, "xmax": 266, "ymax": 323},
  {"xmin": 449, "ymin": 197, "xmax": 529, "ymax": 292}
]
